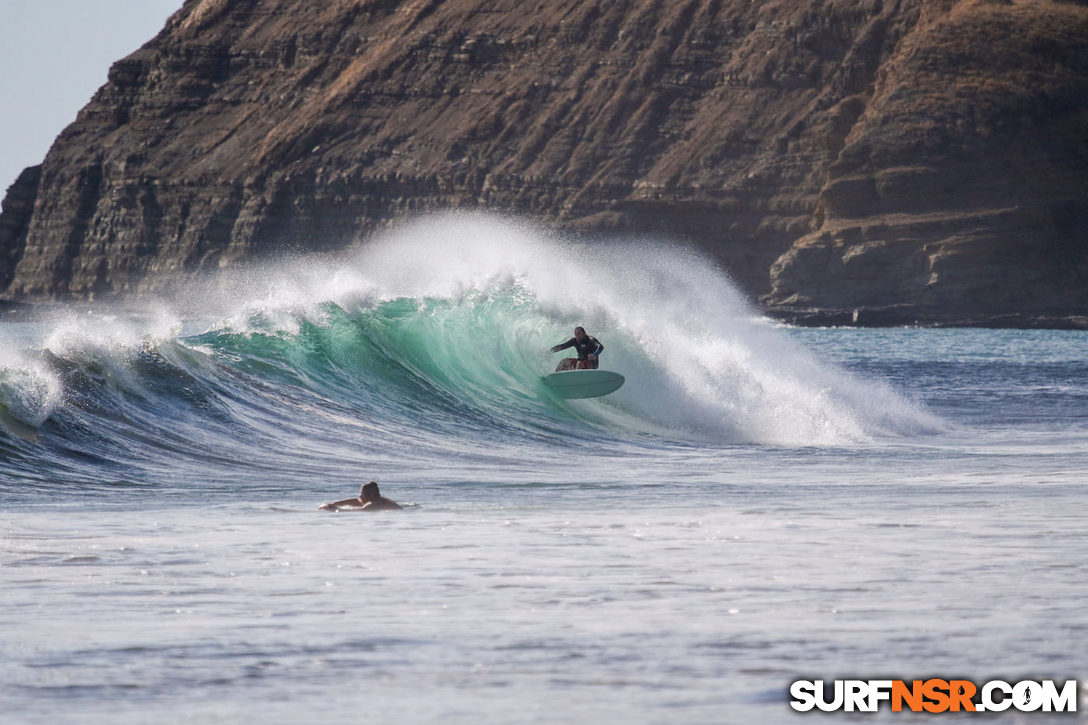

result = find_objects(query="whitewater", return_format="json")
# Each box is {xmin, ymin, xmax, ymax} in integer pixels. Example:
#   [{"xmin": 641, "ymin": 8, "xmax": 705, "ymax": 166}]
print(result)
[{"xmin": 1, "ymin": 214, "xmax": 1086, "ymax": 723}]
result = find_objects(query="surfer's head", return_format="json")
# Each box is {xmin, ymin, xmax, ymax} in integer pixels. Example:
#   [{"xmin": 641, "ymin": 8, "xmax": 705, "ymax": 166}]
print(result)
[
  {"xmin": 360, "ymin": 481, "xmax": 380, "ymax": 501},
  {"xmin": 574, "ymin": 326, "xmax": 587, "ymax": 340}
]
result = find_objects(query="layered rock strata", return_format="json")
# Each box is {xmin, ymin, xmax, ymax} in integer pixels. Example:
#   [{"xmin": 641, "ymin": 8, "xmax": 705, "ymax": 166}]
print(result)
[{"xmin": 1, "ymin": 0, "xmax": 1086, "ymax": 326}]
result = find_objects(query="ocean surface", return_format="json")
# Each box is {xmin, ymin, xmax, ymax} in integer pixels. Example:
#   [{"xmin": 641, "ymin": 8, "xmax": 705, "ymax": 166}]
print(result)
[{"xmin": 2, "ymin": 215, "xmax": 1086, "ymax": 723}]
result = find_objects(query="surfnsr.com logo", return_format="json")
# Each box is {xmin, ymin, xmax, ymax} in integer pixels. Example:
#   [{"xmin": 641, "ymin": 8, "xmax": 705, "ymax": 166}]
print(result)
[{"xmin": 789, "ymin": 679, "xmax": 1080, "ymax": 713}]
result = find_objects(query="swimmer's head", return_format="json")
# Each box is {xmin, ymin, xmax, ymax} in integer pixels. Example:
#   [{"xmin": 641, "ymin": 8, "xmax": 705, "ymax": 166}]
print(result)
[{"xmin": 361, "ymin": 481, "xmax": 380, "ymax": 500}]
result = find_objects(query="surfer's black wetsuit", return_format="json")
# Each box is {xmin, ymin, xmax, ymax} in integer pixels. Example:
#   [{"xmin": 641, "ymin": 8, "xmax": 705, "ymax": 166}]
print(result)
[{"xmin": 551, "ymin": 335, "xmax": 604, "ymax": 368}]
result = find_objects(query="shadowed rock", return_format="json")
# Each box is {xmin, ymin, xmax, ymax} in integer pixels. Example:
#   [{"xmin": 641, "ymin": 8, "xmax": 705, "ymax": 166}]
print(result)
[{"xmin": 1, "ymin": 0, "xmax": 1085, "ymax": 326}]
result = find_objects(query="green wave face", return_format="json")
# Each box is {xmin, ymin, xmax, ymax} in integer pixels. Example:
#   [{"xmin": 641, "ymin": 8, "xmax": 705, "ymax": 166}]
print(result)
[
  {"xmin": 0, "ymin": 213, "xmax": 944, "ymax": 492},
  {"xmin": 180, "ymin": 212, "xmax": 940, "ymax": 447},
  {"xmin": 187, "ymin": 285, "xmax": 652, "ymax": 449}
]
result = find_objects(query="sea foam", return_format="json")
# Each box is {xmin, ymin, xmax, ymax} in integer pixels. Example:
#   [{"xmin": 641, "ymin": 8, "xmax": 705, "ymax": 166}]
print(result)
[{"xmin": 8, "ymin": 213, "xmax": 944, "ymax": 445}]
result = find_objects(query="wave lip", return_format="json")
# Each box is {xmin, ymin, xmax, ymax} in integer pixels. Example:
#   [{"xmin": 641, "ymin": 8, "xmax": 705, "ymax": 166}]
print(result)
[
  {"xmin": 184, "ymin": 212, "xmax": 944, "ymax": 447},
  {"xmin": 0, "ymin": 354, "xmax": 62, "ymax": 429}
]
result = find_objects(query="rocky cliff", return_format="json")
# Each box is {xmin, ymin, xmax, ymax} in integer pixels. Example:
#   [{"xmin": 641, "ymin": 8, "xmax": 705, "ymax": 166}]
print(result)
[{"xmin": 1, "ymin": 0, "xmax": 1086, "ymax": 326}]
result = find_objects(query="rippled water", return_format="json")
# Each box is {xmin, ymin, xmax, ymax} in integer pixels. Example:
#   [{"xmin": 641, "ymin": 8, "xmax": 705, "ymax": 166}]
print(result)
[{"xmin": 2, "ymin": 216, "xmax": 1086, "ymax": 722}]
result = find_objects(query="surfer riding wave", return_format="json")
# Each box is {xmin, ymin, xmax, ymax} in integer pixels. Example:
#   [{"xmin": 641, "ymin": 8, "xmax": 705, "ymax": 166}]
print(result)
[{"xmin": 550, "ymin": 327, "xmax": 603, "ymax": 371}]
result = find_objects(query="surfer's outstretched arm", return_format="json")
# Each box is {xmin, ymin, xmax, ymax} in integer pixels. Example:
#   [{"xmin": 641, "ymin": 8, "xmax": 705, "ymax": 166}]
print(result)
[{"xmin": 318, "ymin": 497, "xmax": 363, "ymax": 510}]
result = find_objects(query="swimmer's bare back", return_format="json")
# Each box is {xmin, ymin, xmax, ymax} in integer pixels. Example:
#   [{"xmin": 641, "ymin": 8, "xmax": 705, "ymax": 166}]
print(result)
[{"xmin": 318, "ymin": 482, "xmax": 402, "ymax": 511}]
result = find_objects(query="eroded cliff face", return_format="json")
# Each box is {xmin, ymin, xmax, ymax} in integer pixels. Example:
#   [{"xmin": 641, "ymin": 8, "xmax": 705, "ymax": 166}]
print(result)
[
  {"xmin": 1, "ymin": 0, "xmax": 1086, "ymax": 324},
  {"xmin": 763, "ymin": 0, "xmax": 1088, "ymax": 326}
]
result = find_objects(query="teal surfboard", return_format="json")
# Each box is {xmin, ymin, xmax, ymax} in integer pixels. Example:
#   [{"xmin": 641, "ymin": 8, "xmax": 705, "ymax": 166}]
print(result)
[{"xmin": 541, "ymin": 369, "xmax": 625, "ymax": 399}]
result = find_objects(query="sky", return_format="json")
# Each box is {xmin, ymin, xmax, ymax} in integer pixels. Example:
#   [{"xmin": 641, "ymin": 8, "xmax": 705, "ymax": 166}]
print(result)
[{"xmin": 0, "ymin": 0, "xmax": 184, "ymax": 193}]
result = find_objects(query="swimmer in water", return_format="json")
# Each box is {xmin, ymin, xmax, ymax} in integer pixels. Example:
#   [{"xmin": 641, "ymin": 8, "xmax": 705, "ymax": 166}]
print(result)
[{"xmin": 318, "ymin": 481, "xmax": 402, "ymax": 511}]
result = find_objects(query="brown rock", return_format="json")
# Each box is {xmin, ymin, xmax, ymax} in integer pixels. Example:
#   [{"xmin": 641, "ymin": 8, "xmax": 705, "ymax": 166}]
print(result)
[
  {"xmin": 0, "ymin": 0, "xmax": 1086, "ymax": 326},
  {"xmin": 763, "ymin": 0, "xmax": 1088, "ymax": 326}
]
